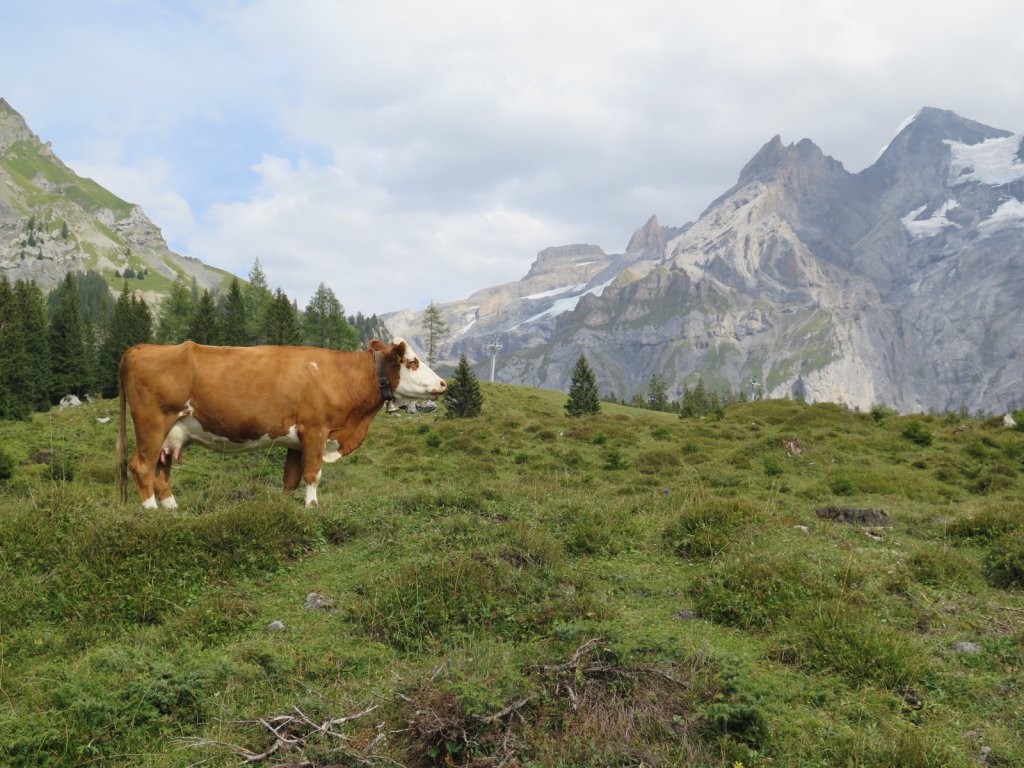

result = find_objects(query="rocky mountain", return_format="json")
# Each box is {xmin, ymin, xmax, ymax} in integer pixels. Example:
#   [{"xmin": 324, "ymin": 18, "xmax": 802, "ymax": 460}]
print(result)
[
  {"xmin": 388, "ymin": 107, "xmax": 1024, "ymax": 413},
  {"xmin": 0, "ymin": 98, "xmax": 232, "ymax": 301}
]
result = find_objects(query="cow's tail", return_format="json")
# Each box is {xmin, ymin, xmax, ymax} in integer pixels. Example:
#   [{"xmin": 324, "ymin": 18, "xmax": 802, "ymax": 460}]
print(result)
[{"xmin": 116, "ymin": 355, "xmax": 130, "ymax": 503}]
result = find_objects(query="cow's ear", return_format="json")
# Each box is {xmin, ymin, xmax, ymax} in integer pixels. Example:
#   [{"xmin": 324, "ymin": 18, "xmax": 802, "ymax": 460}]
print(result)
[
  {"xmin": 369, "ymin": 339, "xmax": 386, "ymax": 352},
  {"xmin": 390, "ymin": 340, "xmax": 408, "ymax": 362}
]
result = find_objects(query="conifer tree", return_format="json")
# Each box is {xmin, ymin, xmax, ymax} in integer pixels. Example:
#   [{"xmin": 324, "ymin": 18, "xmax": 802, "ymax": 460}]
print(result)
[
  {"xmin": 97, "ymin": 283, "xmax": 153, "ymax": 397},
  {"xmin": 647, "ymin": 373, "xmax": 670, "ymax": 411},
  {"xmin": 186, "ymin": 290, "xmax": 220, "ymax": 344},
  {"xmin": 246, "ymin": 259, "xmax": 273, "ymax": 344},
  {"xmin": 219, "ymin": 277, "xmax": 250, "ymax": 346},
  {"xmin": 262, "ymin": 288, "xmax": 302, "ymax": 345},
  {"xmin": 444, "ymin": 354, "xmax": 484, "ymax": 418},
  {"xmin": 15, "ymin": 279, "xmax": 51, "ymax": 411},
  {"xmin": 565, "ymin": 354, "xmax": 601, "ymax": 417},
  {"xmin": 423, "ymin": 302, "xmax": 450, "ymax": 366},
  {"xmin": 48, "ymin": 273, "xmax": 90, "ymax": 401},
  {"xmin": 304, "ymin": 282, "xmax": 359, "ymax": 350},
  {"xmin": 0, "ymin": 277, "xmax": 31, "ymax": 419},
  {"xmin": 157, "ymin": 275, "xmax": 196, "ymax": 343}
]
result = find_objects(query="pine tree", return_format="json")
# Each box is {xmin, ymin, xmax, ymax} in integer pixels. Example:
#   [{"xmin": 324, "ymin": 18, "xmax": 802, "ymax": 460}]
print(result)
[
  {"xmin": 157, "ymin": 275, "xmax": 196, "ymax": 344},
  {"xmin": 0, "ymin": 277, "xmax": 31, "ymax": 419},
  {"xmin": 219, "ymin": 277, "xmax": 250, "ymax": 346},
  {"xmin": 186, "ymin": 290, "xmax": 220, "ymax": 344},
  {"xmin": 423, "ymin": 301, "xmax": 450, "ymax": 366},
  {"xmin": 565, "ymin": 354, "xmax": 601, "ymax": 417},
  {"xmin": 48, "ymin": 273, "xmax": 90, "ymax": 401},
  {"xmin": 97, "ymin": 284, "xmax": 153, "ymax": 397},
  {"xmin": 246, "ymin": 259, "xmax": 273, "ymax": 344},
  {"xmin": 262, "ymin": 288, "xmax": 302, "ymax": 345},
  {"xmin": 646, "ymin": 373, "xmax": 670, "ymax": 411},
  {"xmin": 15, "ymin": 279, "xmax": 51, "ymax": 412},
  {"xmin": 444, "ymin": 355, "xmax": 484, "ymax": 418},
  {"xmin": 304, "ymin": 282, "xmax": 359, "ymax": 350}
]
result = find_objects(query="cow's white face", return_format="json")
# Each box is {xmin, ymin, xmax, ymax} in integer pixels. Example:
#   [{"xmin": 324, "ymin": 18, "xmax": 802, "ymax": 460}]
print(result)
[{"xmin": 390, "ymin": 338, "xmax": 447, "ymax": 400}]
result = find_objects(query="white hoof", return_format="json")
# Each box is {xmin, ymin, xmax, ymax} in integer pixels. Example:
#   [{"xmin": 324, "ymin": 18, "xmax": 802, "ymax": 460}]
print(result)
[
  {"xmin": 160, "ymin": 495, "xmax": 178, "ymax": 509},
  {"xmin": 142, "ymin": 495, "xmax": 158, "ymax": 510}
]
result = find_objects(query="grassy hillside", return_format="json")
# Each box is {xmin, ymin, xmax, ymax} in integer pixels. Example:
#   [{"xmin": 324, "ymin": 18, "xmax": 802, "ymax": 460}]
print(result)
[{"xmin": 0, "ymin": 387, "xmax": 1022, "ymax": 767}]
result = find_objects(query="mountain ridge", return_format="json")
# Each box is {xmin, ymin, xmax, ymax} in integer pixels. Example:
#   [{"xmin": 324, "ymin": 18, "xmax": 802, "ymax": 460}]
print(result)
[
  {"xmin": 388, "ymin": 107, "xmax": 1024, "ymax": 413},
  {"xmin": 0, "ymin": 98, "xmax": 232, "ymax": 302}
]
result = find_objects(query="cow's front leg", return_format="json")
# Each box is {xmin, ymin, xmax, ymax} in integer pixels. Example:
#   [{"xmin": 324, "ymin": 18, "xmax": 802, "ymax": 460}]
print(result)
[{"xmin": 299, "ymin": 431, "xmax": 327, "ymax": 508}]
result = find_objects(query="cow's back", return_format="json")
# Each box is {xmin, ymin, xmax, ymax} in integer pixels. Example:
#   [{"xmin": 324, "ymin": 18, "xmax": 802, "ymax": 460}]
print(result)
[{"xmin": 121, "ymin": 343, "xmax": 341, "ymax": 442}]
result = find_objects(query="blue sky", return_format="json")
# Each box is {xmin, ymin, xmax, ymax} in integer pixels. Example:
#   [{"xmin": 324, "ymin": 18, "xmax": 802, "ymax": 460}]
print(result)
[{"xmin": 3, "ymin": 0, "xmax": 1023, "ymax": 314}]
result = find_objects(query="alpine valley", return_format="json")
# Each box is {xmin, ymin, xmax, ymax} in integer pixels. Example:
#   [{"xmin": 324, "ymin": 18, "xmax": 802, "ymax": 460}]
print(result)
[{"xmin": 386, "ymin": 107, "xmax": 1024, "ymax": 414}]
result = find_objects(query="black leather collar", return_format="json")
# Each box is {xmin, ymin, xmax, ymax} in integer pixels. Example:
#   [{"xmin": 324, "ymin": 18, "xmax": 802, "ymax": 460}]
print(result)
[{"xmin": 374, "ymin": 350, "xmax": 395, "ymax": 402}]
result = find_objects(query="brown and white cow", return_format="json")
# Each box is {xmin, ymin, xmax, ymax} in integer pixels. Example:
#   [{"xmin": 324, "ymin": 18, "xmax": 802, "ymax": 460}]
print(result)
[{"xmin": 116, "ymin": 338, "xmax": 445, "ymax": 508}]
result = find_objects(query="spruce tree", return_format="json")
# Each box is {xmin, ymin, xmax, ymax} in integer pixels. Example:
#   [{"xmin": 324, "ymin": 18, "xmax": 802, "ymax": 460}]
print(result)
[
  {"xmin": 97, "ymin": 284, "xmax": 153, "ymax": 397},
  {"xmin": 186, "ymin": 290, "xmax": 220, "ymax": 344},
  {"xmin": 647, "ymin": 373, "xmax": 670, "ymax": 411},
  {"xmin": 0, "ymin": 277, "xmax": 31, "ymax": 419},
  {"xmin": 156, "ymin": 275, "xmax": 195, "ymax": 343},
  {"xmin": 444, "ymin": 355, "xmax": 484, "ymax": 418},
  {"xmin": 15, "ymin": 279, "xmax": 51, "ymax": 411},
  {"xmin": 262, "ymin": 288, "xmax": 302, "ymax": 345},
  {"xmin": 304, "ymin": 282, "xmax": 359, "ymax": 350},
  {"xmin": 246, "ymin": 259, "xmax": 273, "ymax": 344},
  {"xmin": 219, "ymin": 277, "xmax": 250, "ymax": 346},
  {"xmin": 565, "ymin": 354, "xmax": 601, "ymax": 417},
  {"xmin": 48, "ymin": 273, "xmax": 90, "ymax": 401}
]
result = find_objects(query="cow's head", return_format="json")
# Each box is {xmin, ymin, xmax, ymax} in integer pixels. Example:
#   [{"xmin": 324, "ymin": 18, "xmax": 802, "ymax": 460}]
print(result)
[{"xmin": 371, "ymin": 338, "xmax": 447, "ymax": 401}]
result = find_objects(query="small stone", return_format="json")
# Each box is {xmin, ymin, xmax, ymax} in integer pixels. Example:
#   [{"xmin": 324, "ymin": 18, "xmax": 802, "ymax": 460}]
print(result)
[
  {"xmin": 793, "ymin": 525, "xmax": 810, "ymax": 533},
  {"xmin": 266, "ymin": 620, "xmax": 286, "ymax": 632},
  {"xmin": 952, "ymin": 641, "xmax": 982, "ymax": 654},
  {"xmin": 674, "ymin": 610, "xmax": 700, "ymax": 620},
  {"xmin": 96, "ymin": 416, "xmax": 112, "ymax": 424},
  {"xmin": 304, "ymin": 591, "xmax": 335, "ymax": 611}
]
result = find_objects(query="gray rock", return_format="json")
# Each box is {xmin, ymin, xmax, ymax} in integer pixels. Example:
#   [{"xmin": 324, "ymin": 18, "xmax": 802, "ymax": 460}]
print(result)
[
  {"xmin": 266, "ymin": 620, "xmax": 286, "ymax": 632},
  {"xmin": 952, "ymin": 641, "xmax": 982, "ymax": 654},
  {"xmin": 304, "ymin": 591, "xmax": 335, "ymax": 611}
]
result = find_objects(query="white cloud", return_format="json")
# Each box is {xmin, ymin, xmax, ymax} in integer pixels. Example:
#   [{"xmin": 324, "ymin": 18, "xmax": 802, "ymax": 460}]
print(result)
[{"xmin": 5, "ymin": 0, "xmax": 1024, "ymax": 315}]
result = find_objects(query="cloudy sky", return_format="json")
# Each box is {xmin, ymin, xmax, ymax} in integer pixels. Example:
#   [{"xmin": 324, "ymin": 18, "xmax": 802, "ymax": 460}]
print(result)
[{"xmin": 3, "ymin": 0, "xmax": 1023, "ymax": 314}]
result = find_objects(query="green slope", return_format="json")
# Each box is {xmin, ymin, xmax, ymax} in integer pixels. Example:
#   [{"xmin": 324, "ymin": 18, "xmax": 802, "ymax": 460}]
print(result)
[{"xmin": 1, "ymin": 387, "xmax": 1022, "ymax": 766}]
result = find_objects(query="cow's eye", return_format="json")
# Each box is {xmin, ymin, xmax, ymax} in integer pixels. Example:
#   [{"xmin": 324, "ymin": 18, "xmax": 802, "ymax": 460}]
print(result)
[{"xmin": 408, "ymin": 358, "xmax": 420, "ymax": 371}]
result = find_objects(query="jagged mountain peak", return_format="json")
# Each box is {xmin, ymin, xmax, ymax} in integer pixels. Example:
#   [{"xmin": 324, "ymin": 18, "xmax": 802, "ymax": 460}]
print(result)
[
  {"xmin": 873, "ymin": 107, "xmax": 1012, "ymax": 173},
  {"xmin": 736, "ymin": 134, "xmax": 845, "ymax": 187}
]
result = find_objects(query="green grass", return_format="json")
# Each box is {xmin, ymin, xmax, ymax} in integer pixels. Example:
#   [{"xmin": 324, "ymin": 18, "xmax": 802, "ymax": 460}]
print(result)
[{"xmin": 0, "ymin": 388, "xmax": 1022, "ymax": 766}]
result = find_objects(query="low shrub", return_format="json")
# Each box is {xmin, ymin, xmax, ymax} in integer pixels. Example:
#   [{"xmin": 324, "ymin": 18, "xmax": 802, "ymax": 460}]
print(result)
[
  {"xmin": 984, "ymin": 529, "xmax": 1024, "ymax": 589},
  {"xmin": 663, "ymin": 497, "xmax": 763, "ymax": 559},
  {"xmin": 783, "ymin": 602, "xmax": 930, "ymax": 689},
  {"xmin": 0, "ymin": 449, "xmax": 15, "ymax": 481},
  {"xmin": 905, "ymin": 546, "xmax": 976, "ymax": 587},
  {"xmin": 946, "ymin": 505, "xmax": 1019, "ymax": 541},
  {"xmin": 902, "ymin": 420, "xmax": 934, "ymax": 446},
  {"xmin": 690, "ymin": 548, "xmax": 852, "ymax": 630}
]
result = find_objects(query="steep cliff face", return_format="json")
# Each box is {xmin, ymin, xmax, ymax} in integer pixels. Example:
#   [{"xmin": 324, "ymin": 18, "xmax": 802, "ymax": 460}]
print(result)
[
  {"xmin": 0, "ymin": 98, "xmax": 232, "ymax": 300},
  {"xmin": 391, "ymin": 108, "xmax": 1024, "ymax": 413}
]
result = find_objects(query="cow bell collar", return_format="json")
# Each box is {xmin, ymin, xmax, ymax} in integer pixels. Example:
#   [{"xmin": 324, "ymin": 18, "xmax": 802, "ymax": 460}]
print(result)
[{"xmin": 373, "ymin": 350, "xmax": 396, "ymax": 404}]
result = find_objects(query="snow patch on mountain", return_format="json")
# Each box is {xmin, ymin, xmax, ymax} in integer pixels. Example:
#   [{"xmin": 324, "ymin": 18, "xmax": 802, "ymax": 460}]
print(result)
[
  {"xmin": 509, "ymin": 277, "xmax": 616, "ymax": 329},
  {"xmin": 946, "ymin": 135, "xmax": 1024, "ymax": 186},
  {"xmin": 901, "ymin": 200, "xmax": 960, "ymax": 238},
  {"xmin": 978, "ymin": 198, "xmax": 1024, "ymax": 235},
  {"xmin": 522, "ymin": 283, "xmax": 586, "ymax": 301},
  {"xmin": 876, "ymin": 110, "xmax": 921, "ymax": 160}
]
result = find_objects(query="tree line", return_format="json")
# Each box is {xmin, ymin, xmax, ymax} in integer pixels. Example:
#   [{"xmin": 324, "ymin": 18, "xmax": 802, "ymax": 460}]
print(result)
[{"xmin": 0, "ymin": 260, "xmax": 390, "ymax": 421}]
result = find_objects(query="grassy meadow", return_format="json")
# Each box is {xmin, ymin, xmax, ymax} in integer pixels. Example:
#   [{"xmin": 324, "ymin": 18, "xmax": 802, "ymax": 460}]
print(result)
[{"xmin": 0, "ymin": 386, "xmax": 1022, "ymax": 767}]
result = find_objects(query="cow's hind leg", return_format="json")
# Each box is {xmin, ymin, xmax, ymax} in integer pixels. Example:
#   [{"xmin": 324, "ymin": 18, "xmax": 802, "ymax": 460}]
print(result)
[
  {"xmin": 283, "ymin": 449, "xmax": 303, "ymax": 496},
  {"xmin": 130, "ymin": 416, "xmax": 178, "ymax": 509}
]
